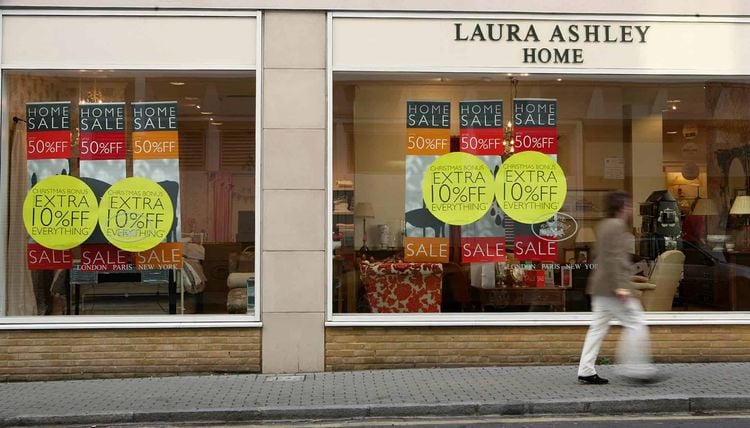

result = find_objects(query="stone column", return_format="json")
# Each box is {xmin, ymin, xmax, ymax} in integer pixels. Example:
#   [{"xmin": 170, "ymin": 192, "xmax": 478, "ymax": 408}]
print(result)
[{"xmin": 261, "ymin": 11, "xmax": 326, "ymax": 373}]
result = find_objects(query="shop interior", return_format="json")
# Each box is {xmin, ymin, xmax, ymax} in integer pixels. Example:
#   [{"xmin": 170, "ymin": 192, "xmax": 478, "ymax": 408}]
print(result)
[
  {"xmin": 4, "ymin": 70, "xmax": 257, "ymax": 316},
  {"xmin": 332, "ymin": 74, "xmax": 750, "ymax": 314}
]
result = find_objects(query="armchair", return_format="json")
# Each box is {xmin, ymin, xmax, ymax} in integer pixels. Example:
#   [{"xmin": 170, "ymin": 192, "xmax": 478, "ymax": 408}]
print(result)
[
  {"xmin": 633, "ymin": 250, "xmax": 685, "ymax": 311},
  {"xmin": 358, "ymin": 260, "xmax": 443, "ymax": 312}
]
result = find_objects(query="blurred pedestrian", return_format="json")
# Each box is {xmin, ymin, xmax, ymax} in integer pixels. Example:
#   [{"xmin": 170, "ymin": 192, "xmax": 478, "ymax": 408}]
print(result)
[{"xmin": 577, "ymin": 190, "xmax": 665, "ymax": 385}]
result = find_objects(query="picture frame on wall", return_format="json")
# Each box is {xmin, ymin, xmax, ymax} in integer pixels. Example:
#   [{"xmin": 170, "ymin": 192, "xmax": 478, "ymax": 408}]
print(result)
[
  {"xmin": 576, "ymin": 249, "xmax": 589, "ymax": 263},
  {"xmin": 564, "ymin": 249, "xmax": 575, "ymax": 264}
]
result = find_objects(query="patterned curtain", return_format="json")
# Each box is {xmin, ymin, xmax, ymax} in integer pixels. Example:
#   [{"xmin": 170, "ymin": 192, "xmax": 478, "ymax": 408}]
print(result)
[
  {"xmin": 6, "ymin": 123, "xmax": 37, "ymax": 315},
  {"xmin": 212, "ymin": 172, "xmax": 234, "ymax": 242}
]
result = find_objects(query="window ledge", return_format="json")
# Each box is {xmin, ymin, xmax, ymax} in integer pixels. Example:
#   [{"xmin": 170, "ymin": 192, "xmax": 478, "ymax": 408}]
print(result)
[
  {"xmin": 326, "ymin": 312, "xmax": 750, "ymax": 327},
  {"xmin": 0, "ymin": 315, "xmax": 261, "ymax": 330}
]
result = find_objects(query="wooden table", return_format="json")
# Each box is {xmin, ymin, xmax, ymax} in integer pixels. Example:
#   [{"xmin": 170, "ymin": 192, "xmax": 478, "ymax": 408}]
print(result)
[{"xmin": 478, "ymin": 286, "xmax": 567, "ymax": 311}]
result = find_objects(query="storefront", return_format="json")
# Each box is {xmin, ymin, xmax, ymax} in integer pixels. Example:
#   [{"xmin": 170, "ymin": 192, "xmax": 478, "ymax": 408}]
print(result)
[
  {"xmin": 0, "ymin": 8, "xmax": 264, "ymax": 379},
  {"xmin": 325, "ymin": 12, "xmax": 750, "ymax": 369},
  {"xmin": 2, "ymin": 2, "xmax": 750, "ymax": 380}
]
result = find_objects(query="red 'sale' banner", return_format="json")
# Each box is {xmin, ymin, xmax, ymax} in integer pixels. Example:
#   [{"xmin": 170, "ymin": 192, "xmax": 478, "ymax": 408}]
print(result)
[
  {"xmin": 80, "ymin": 244, "xmax": 133, "ymax": 271},
  {"xmin": 461, "ymin": 236, "xmax": 506, "ymax": 263},
  {"xmin": 513, "ymin": 222, "xmax": 557, "ymax": 263},
  {"xmin": 27, "ymin": 243, "xmax": 72, "ymax": 270}
]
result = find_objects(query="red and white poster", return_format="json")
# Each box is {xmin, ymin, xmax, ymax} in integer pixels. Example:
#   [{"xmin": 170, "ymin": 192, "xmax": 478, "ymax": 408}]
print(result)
[
  {"xmin": 131, "ymin": 101, "xmax": 182, "ymax": 270},
  {"xmin": 459, "ymin": 101, "xmax": 506, "ymax": 264},
  {"xmin": 404, "ymin": 101, "xmax": 450, "ymax": 263},
  {"xmin": 25, "ymin": 102, "xmax": 73, "ymax": 270}
]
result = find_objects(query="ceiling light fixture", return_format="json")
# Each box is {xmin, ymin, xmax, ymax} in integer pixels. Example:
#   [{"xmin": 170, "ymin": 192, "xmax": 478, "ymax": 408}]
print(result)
[
  {"xmin": 200, "ymin": 111, "xmax": 213, "ymax": 115},
  {"xmin": 170, "ymin": 81, "xmax": 186, "ymax": 86}
]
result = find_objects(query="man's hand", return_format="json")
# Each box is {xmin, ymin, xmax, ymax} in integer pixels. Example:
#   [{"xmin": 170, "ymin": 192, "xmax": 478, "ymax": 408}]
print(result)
[{"xmin": 615, "ymin": 288, "xmax": 631, "ymax": 303}]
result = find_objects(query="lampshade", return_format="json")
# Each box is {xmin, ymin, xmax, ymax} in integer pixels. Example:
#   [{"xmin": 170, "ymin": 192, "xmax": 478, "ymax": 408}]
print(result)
[
  {"xmin": 692, "ymin": 198, "xmax": 719, "ymax": 216},
  {"xmin": 575, "ymin": 227, "xmax": 596, "ymax": 243},
  {"xmin": 353, "ymin": 202, "xmax": 374, "ymax": 217},
  {"xmin": 730, "ymin": 196, "xmax": 750, "ymax": 215}
]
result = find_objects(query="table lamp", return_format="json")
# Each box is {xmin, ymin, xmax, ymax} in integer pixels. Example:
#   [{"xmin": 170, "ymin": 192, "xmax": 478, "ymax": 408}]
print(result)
[
  {"xmin": 730, "ymin": 196, "xmax": 750, "ymax": 249},
  {"xmin": 691, "ymin": 197, "xmax": 719, "ymax": 242},
  {"xmin": 354, "ymin": 202, "xmax": 374, "ymax": 252}
]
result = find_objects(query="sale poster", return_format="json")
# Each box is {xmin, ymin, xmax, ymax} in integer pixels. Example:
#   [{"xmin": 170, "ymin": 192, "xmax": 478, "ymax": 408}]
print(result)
[
  {"xmin": 131, "ymin": 102, "xmax": 182, "ymax": 269},
  {"xmin": 404, "ymin": 100, "xmax": 451, "ymax": 262},
  {"xmin": 25, "ymin": 102, "xmax": 73, "ymax": 269},
  {"xmin": 79, "ymin": 102, "xmax": 127, "ymax": 252},
  {"xmin": 459, "ymin": 102, "xmax": 506, "ymax": 263}
]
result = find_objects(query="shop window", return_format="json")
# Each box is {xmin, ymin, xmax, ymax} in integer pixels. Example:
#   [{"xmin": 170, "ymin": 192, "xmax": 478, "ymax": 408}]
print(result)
[
  {"xmin": 331, "ymin": 73, "xmax": 750, "ymax": 315},
  {"xmin": 3, "ymin": 71, "xmax": 257, "ymax": 317}
]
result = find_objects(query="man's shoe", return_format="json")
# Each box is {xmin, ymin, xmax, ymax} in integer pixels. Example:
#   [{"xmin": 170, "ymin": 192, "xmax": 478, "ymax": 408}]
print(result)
[
  {"xmin": 578, "ymin": 374, "xmax": 609, "ymax": 385},
  {"xmin": 624, "ymin": 372, "xmax": 670, "ymax": 385}
]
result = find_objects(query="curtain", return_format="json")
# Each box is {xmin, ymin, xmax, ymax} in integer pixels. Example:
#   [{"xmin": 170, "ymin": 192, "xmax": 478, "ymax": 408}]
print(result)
[
  {"xmin": 212, "ymin": 172, "xmax": 234, "ymax": 242},
  {"xmin": 6, "ymin": 123, "xmax": 37, "ymax": 315}
]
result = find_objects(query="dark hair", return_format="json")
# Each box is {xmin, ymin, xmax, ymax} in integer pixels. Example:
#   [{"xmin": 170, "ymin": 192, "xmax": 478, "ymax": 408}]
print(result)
[{"xmin": 605, "ymin": 191, "xmax": 631, "ymax": 218}]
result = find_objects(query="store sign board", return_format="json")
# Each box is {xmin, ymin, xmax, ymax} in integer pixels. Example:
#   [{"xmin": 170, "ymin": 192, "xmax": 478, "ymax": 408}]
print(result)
[
  {"xmin": 26, "ymin": 102, "xmax": 71, "ymax": 160},
  {"xmin": 332, "ymin": 17, "xmax": 750, "ymax": 75}
]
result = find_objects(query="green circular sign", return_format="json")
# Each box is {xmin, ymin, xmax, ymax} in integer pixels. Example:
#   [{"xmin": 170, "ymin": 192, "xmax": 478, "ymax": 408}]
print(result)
[
  {"xmin": 22, "ymin": 175, "xmax": 98, "ymax": 250},
  {"xmin": 495, "ymin": 151, "xmax": 567, "ymax": 224},
  {"xmin": 98, "ymin": 177, "xmax": 174, "ymax": 251},
  {"xmin": 421, "ymin": 152, "xmax": 494, "ymax": 225}
]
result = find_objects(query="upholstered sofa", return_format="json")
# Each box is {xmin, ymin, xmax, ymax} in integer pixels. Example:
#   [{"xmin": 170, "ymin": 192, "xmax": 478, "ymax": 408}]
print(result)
[{"xmin": 358, "ymin": 260, "xmax": 443, "ymax": 312}]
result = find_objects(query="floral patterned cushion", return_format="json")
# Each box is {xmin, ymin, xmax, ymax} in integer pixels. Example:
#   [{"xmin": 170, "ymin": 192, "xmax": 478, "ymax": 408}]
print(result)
[{"xmin": 359, "ymin": 260, "xmax": 443, "ymax": 313}]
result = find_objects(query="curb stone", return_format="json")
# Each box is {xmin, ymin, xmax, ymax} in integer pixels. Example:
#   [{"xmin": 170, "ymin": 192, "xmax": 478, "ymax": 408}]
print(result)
[{"xmin": 3, "ymin": 396, "xmax": 750, "ymax": 426}]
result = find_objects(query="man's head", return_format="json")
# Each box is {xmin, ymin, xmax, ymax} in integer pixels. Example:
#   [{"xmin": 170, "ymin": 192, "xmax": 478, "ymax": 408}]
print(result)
[{"xmin": 605, "ymin": 191, "xmax": 632, "ymax": 220}]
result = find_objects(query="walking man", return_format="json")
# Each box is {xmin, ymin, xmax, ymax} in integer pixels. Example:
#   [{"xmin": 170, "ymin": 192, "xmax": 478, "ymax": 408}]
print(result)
[{"xmin": 577, "ymin": 191, "xmax": 663, "ymax": 385}]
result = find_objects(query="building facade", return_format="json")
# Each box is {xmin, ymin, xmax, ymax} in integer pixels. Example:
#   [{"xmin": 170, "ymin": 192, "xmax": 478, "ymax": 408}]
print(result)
[{"xmin": 2, "ymin": 1, "xmax": 750, "ymax": 380}]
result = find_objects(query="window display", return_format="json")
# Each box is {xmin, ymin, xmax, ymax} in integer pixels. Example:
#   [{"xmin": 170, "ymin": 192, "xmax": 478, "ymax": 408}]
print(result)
[
  {"xmin": 4, "ymin": 71, "xmax": 256, "ymax": 316},
  {"xmin": 331, "ymin": 74, "xmax": 750, "ymax": 314}
]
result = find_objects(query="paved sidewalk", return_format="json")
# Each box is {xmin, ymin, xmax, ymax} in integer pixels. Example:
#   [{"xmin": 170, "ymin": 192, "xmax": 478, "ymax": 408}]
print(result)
[{"xmin": 1, "ymin": 363, "xmax": 750, "ymax": 426}]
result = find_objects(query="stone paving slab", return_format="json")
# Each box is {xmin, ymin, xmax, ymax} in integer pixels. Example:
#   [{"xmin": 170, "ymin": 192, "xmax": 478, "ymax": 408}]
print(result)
[{"xmin": 0, "ymin": 363, "xmax": 749, "ymax": 426}]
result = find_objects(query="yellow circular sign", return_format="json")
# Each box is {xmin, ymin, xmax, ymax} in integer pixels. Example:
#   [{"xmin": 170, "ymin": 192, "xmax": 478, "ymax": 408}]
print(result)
[
  {"xmin": 23, "ymin": 175, "xmax": 98, "ymax": 250},
  {"xmin": 421, "ymin": 152, "xmax": 494, "ymax": 225},
  {"xmin": 98, "ymin": 177, "xmax": 174, "ymax": 252},
  {"xmin": 495, "ymin": 151, "xmax": 567, "ymax": 224}
]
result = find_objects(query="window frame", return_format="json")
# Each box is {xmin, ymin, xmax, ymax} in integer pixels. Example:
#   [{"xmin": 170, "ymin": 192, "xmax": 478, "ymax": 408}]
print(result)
[
  {"xmin": 325, "ymin": 11, "xmax": 750, "ymax": 325},
  {"xmin": 0, "ymin": 9, "xmax": 263, "ymax": 328}
]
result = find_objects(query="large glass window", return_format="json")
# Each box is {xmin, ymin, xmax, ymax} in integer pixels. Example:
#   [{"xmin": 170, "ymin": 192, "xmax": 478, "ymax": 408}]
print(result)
[
  {"xmin": 332, "ymin": 73, "xmax": 750, "ymax": 314},
  {"xmin": 4, "ymin": 70, "xmax": 256, "ymax": 316}
]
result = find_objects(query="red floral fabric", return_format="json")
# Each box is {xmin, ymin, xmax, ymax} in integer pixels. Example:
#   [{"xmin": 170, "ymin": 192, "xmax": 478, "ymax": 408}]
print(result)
[{"xmin": 359, "ymin": 260, "xmax": 443, "ymax": 313}]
